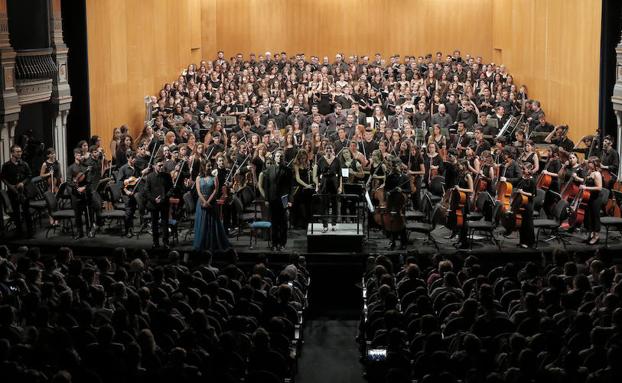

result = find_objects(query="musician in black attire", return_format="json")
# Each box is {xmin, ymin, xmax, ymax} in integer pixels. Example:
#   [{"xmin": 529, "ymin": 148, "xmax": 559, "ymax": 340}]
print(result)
[
  {"xmin": 540, "ymin": 146, "xmax": 562, "ymax": 218},
  {"xmin": 0, "ymin": 144, "xmax": 33, "ymax": 238},
  {"xmin": 314, "ymin": 144, "xmax": 342, "ymax": 232},
  {"xmin": 514, "ymin": 163, "xmax": 537, "ymax": 248},
  {"xmin": 384, "ymin": 157, "xmax": 411, "ymax": 250},
  {"xmin": 499, "ymin": 152, "xmax": 522, "ymax": 186},
  {"xmin": 67, "ymin": 148, "xmax": 100, "ymax": 239},
  {"xmin": 117, "ymin": 151, "xmax": 140, "ymax": 237},
  {"xmin": 581, "ymin": 157, "xmax": 603, "ymax": 245},
  {"xmin": 215, "ymin": 154, "xmax": 236, "ymax": 234},
  {"xmin": 453, "ymin": 160, "xmax": 474, "ymax": 249},
  {"xmin": 600, "ymin": 135, "xmax": 619, "ymax": 189},
  {"xmin": 259, "ymin": 150, "xmax": 293, "ymax": 251},
  {"xmin": 83, "ymin": 145, "xmax": 104, "ymax": 236},
  {"xmin": 143, "ymin": 159, "xmax": 174, "ymax": 248}
]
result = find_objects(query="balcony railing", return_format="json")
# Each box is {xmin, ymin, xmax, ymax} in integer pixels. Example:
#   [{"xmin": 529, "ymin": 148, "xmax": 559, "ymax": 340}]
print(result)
[{"xmin": 15, "ymin": 48, "xmax": 58, "ymax": 81}]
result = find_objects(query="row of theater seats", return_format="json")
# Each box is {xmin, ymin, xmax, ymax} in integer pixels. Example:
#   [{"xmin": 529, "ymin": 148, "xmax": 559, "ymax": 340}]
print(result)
[
  {"xmin": 357, "ymin": 252, "xmax": 622, "ymax": 383},
  {"xmin": 0, "ymin": 246, "xmax": 310, "ymax": 383}
]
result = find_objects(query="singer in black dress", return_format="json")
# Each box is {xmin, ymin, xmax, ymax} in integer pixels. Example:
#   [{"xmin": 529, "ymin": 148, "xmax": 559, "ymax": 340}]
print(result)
[{"xmin": 314, "ymin": 144, "xmax": 342, "ymax": 232}]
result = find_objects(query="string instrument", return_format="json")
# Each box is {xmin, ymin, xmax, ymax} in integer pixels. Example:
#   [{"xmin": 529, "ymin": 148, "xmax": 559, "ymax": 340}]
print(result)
[
  {"xmin": 47, "ymin": 162, "xmax": 58, "ymax": 194},
  {"xmin": 168, "ymin": 159, "xmax": 187, "ymax": 211},
  {"xmin": 449, "ymin": 188, "xmax": 467, "ymax": 229},
  {"xmin": 406, "ymin": 151, "xmax": 417, "ymax": 195},
  {"xmin": 536, "ymin": 157, "xmax": 553, "ymax": 190},
  {"xmin": 73, "ymin": 166, "xmax": 92, "ymax": 197},
  {"xmin": 496, "ymin": 165, "xmax": 513, "ymax": 214},
  {"xmin": 123, "ymin": 175, "xmax": 142, "ymax": 195},
  {"xmin": 382, "ymin": 186, "xmax": 407, "ymax": 233},
  {"xmin": 427, "ymin": 154, "xmax": 439, "ymax": 185},
  {"xmin": 471, "ymin": 172, "xmax": 489, "ymax": 207},
  {"xmin": 567, "ymin": 186, "xmax": 590, "ymax": 227},
  {"xmin": 501, "ymin": 189, "xmax": 529, "ymax": 232},
  {"xmin": 606, "ymin": 182, "xmax": 622, "ymax": 217},
  {"xmin": 560, "ymin": 165, "xmax": 584, "ymax": 201}
]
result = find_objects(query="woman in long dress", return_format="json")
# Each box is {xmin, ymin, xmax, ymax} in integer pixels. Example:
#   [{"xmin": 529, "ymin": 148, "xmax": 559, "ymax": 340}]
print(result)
[{"xmin": 193, "ymin": 160, "xmax": 232, "ymax": 253}]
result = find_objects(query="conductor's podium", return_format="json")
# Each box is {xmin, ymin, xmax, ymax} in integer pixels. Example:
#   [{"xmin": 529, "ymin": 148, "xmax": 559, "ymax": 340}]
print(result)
[{"xmin": 306, "ymin": 223, "xmax": 364, "ymax": 253}]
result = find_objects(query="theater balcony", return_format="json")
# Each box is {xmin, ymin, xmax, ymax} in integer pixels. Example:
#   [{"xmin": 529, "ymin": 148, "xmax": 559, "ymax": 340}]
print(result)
[{"xmin": 14, "ymin": 47, "xmax": 57, "ymax": 105}]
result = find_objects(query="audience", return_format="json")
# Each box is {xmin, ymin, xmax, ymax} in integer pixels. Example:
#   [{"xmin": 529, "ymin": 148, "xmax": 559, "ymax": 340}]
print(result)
[
  {"xmin": 360, "ymin": 250, "xmax": 622, "ymax": 383},
  {"xmin": 0, "ymin": 245, "xmax": 309, "ymax": 383}
]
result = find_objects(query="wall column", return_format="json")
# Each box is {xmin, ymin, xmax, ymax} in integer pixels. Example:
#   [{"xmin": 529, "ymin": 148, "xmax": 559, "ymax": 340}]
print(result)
[
  {"xmin": 49, "ymin": 0, "xmax": 72, "ymax": 171},
  {"xmin": 0, "ymin": 0, "xmax": 21, "ymax": 164}
]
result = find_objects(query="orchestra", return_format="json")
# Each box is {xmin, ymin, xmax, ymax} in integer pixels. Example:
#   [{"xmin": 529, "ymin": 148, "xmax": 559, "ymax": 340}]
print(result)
[{"xmin": 5, "ymin": 51, "xmax": 622, "ymax": 252}]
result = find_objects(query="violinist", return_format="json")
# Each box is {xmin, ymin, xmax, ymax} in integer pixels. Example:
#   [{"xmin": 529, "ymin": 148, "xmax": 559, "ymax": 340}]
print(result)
[
  {"xmin": 83, "ymin": 145, "xmax": 105, "ymax": 237},
  {"xmin": 40, "ymin": 148, "xmax": 62, "ymax": 195},
  {"xmin": 514, "ymin": 163, "xmax": 537, "ymax": 248},
  {"xmin": 580, "ymin": 157, "xmax": 603, "ymax": 245},
  {"xmin": 66, "ymin": 148, "xmax": 96, "ymax": 239},
  {"xmin": 472, "ymin": 127, "xmax": 490, "ymax": 156},
  {"xmin": 600, "ymin": 135, "xmax": 619, "ymax": 189},
  {"xmin": 477, "ymin": 150, "xmax": 496, "ymax": 196},
  {"xmin": 452, "ymin": 160, "xmax": 474, "ymax": 249},
  {"xmin": 117, "ymin": 151, "xmax": 140, "ymax": 238},
  {"xmin": 407, "ymin": 143, "xmax": 425, "ymax": 209},
  {"xmin": 424, "ymin": 142, "xmax": 443, "ymax": 187},
  {"xmin": 384, "ymin": 156, "xmax": 411, "ymax": 250}
]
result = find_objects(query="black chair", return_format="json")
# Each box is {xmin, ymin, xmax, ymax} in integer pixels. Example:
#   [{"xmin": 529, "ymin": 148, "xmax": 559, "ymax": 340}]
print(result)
[
  {"xmin": 532, "ymin": 188, "xmax": 545, "ymax": 218},
  {"xmin": 28, "ymin": 176, "xmax": 49, "ymax": 228},
  {"xmin": 467, "ymin": 201, "xmax": 502, "ymax": 250},
  {"xmin": 534, "ymin": 199, "xmax": 569, "ymax": 248},
  {"xmin": 428, "ymin": 176, "xmax": 445, "ymax": 202},
  {"xmin": 405, "ymin": 194, "xmax": 439, "ymax": 249},
  {"xmin": 134, "ymin": 192, "xmax": 152, "ymax": 240},
  {"xmin": 601, "ymin": 190, "xmax": 622, "ymax": 247},
  {"xmin": 466, "ymin": 191, "xmax": 493, "ymax": 222},
  {"xmin": 0, "ymin": 189, "xmax": 15, "ymax": 232},
  {"xmin": 181, "ymin": 191, "xmax": 196, "ymax": 241},
  {"xmin": 43, "ymin": 191, "xmax": 75, "ymax": 238}
]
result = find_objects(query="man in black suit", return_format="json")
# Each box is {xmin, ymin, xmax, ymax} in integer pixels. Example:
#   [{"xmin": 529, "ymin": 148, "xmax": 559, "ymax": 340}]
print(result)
[
  {"xmin": 143, "ymin": 159, "xmax": 173, "ymax": 248},
  {"xmin": 259, "ymin": 150, "xmax": 292, "ymax": 251},
  {"xmin": 0, "ymin": 144, "xmax": 33, "ymax": 238}
]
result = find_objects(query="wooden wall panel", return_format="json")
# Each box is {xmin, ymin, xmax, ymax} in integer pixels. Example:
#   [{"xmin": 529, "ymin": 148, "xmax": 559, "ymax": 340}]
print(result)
[
  {"xmin": 86, "ymin": 0, "xmax": 200, "ymax": 153},
  {"xmin": 492, "ymin": 0, "xmax": 602, "ymax": 142},
  {"xmin": 211, "ymin": 0, "xmax": 493, "ymax": 61}
]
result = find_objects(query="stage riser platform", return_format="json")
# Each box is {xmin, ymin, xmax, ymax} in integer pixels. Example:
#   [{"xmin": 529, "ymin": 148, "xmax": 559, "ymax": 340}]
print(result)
[{"xmin": 306, "ymin": 223, "xmax": 365, "ymax": 253}]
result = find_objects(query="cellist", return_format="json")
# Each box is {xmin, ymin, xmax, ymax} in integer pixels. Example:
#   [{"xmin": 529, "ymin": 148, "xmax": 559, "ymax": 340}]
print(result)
[
  {"xmin": 514, "ymin": 163, "xmax": 536, "ymax": 248},
  {"xmin": 453, "ymin": 159, "xmax": 474, "ymax": 249},
  {"xmin": 580, "ymin": 157, "xmax": 603, "ymax": 245},
  {"xmin": 384, "ymin": 156, "xmax": 411, "ymax": 250},
  {"xmin": 600, "ymin": 135, "xmax": 619, "ymax": 190},
  {"xmin": 539, "ymin": 146, "xmax": 562, "ymax": 218}
]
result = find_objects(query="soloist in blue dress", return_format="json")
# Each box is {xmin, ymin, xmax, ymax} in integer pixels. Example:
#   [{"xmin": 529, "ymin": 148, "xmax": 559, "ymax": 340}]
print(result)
[{"xmin": 192, "ymin": 176, "xmax": 232, "ymax": 253}]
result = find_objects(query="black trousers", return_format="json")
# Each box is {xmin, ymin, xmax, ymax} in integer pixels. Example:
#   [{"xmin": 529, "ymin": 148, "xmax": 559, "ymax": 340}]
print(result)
[
  {"xmin": 8, "ymin": 191, "xmax": 33, "ymax": 236},
  {"xmin": 584, "ymin": 197, "xmax": 601, "ymax": 233},
  {"xmin": 71, "ymin": 193, "xmax": 102, "ymax": 235},
  {"xmin": 269, "ymin": 199, "xmax": 287, "ymax": 246},
  {"xmin": 320, "ymin": 177, "xmax": 339, "ymax": 227},
  {"xmin": 150, "ymin": 203, "xmax": 170, "ymax": 245},
  {"xmin": 124, "ymin": 195, "xmax": 137, "ymax": 233},
  {"xmin": 519, "ymin": 203, "xmax": 535, "ymax": 246}
]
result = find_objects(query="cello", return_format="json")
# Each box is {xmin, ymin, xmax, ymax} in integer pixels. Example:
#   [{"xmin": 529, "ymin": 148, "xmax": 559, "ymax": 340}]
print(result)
[
  {"xmin": 449, "ymin": 187, "xmax": 467, "ymax": 229},
  {"xmin": 567, "ymin": 186, "xmax": 590, "ymax": 227},
  {"xmin": 536, "ymin": 157, "xmax": 553, "ymax": 191},
  {"xmin": 501, "ymin": 188, "xmax": 529, "ymax": 232},
  {"xmin": 496, "ymin": 163, "xmax": 513, "ymax": 214}
]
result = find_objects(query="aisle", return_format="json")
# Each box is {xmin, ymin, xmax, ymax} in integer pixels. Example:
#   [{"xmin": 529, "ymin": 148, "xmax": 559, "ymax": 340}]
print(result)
[{"xmin": 296, "ymin": 317, "xmax": 365, "ymax": 383}]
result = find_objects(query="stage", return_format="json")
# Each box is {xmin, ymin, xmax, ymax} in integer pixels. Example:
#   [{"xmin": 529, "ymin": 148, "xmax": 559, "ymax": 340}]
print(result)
[{"xmin": 2, "ymin": 218, "xmax": 621, "ymax": 269}]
